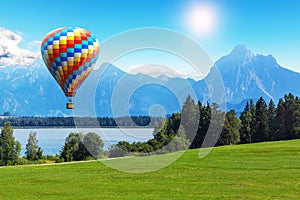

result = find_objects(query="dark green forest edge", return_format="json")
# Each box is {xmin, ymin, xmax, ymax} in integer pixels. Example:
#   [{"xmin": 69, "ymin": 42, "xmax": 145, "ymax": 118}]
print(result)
[
  {"xmin": 0, "ymin": 116, "xmax": 160, "ymax": 128},
  {"xmin": 0, "ymin": 93, "xmax": 300, "ymax": 166},
  {"xmin": 110, "ymin": 93, "xmax": 300, "ymax": 157}
]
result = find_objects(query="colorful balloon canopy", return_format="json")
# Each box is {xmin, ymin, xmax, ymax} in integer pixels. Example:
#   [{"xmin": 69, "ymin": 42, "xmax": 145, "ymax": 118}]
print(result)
[{"xmin": 41, "ymin": 27, "xmax": 100, "ymax": 102}]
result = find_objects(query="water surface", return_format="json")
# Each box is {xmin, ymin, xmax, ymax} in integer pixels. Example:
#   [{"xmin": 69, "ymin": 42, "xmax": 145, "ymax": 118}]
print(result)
[{"xmin": 14, "ymin": 128, "xmax": 154, "ymax": 155}]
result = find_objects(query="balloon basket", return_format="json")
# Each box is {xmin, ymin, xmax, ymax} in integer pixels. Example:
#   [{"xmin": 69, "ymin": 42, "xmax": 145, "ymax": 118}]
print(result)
[{"xmin": 66, "ymin": 103, "xmax": 74, "ymax": 109}]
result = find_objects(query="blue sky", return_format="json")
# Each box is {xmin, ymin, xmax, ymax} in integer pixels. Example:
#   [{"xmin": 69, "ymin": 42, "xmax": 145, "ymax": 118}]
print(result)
[{"xmin": 1, "ymin": 0, "xmax": 300, "ymax": 74}]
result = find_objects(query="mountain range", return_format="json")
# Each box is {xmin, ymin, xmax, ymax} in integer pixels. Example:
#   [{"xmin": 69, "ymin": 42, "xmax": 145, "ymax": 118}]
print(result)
[{"xmin": 1, "ymin": 45, "xmax": 300, "ymax": 117}]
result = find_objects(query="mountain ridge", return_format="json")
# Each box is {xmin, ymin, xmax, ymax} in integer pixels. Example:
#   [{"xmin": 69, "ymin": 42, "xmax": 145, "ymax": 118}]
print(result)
[
  {"xmin": 1, "ymin": 45, "xmax": 300, "ymax": 116},
  {"xmin": 207, "ymin": 45, "xmax": 300, "ymax": 103}
]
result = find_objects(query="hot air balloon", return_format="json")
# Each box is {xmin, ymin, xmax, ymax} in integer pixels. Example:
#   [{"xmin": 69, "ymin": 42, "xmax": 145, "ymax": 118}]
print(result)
[{"xmin": 41, "ymin": 27, "xmax": 100, "ymax": 109}]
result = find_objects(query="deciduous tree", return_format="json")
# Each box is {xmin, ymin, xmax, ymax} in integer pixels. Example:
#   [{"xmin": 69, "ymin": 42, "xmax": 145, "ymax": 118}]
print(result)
[{"xmin": 25, "ymin": 131, "xmax": 43, "ymax": 161}]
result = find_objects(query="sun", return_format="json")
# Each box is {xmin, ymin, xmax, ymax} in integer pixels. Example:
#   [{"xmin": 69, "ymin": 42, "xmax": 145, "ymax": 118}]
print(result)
[{"xmin": 186, "ymin": 3, "xmax": 218, "ymax": 36}]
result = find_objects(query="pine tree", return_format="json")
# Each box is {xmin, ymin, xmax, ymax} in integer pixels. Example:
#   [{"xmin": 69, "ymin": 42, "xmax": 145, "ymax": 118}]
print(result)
[
  {"xmin": 0, "ymin": 122, "xmax": 21, "ymax": 166},
  {"xmin": 252, "ymin": 97, "xmax": 269, "ymax": 142},
  {"xmin": 202, "ymin": 102, "xmax": 212, "ymax": 137},
  {"xmin": 267, "ymin": 99, "xmax": 276, "ymax": 140},
  {"xmin": 274, "ymin": 98, "xmax": 286, "ymax": 140},
  {"xmin": 244, "ymin": 101, "xmax": 250, "ymax": 112},
  {"xmin": 240, "ymin": 102, "xmax": 252, "ymax": 143},
  {"xmin": 283, "ymin": 93, "xmax": 300, "ymax": 139},
  {"xmin": 218, "ymin": 110, "xmax": 240, "ymax": 145},
  {"xmin": 249, "ymin": 99, "xmax": 256, "ymax": 141},
  {"xmin": 181, "ymin": 95, "xmax": 200, "ymax": 143},
  {"xmin": 249, "ymin": 99, "xmax": 256, "ymax": 115},
  {"xmin": 293, "ymin": 97, "xmax": 300, "ymax": 138},
  {"xmin": 202, "ymin": 102, "xmax": 225, "ymax": 148},
  {"xmin": 190, "ymin": 101, "xmax": 204, "ymax": 148},
  {"xmin": 25, "ymin": 131, "xmax": 42, "ymax": 161}
]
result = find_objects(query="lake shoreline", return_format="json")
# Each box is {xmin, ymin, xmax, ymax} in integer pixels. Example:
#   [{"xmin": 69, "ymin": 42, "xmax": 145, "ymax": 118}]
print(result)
[{"xmin": 8, "ymin": 126, "xmax": 155, "ymax": 129}]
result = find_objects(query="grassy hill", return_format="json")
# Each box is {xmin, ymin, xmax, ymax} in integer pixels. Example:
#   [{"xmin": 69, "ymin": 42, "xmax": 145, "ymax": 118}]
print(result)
[{"xmin": 0, "ymin": 139, "xmax": 299, "ymax": 199}]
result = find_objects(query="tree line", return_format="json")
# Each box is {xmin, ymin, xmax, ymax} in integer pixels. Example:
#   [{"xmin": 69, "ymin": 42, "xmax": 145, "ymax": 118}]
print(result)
[
  {"xmin": 0, "ymin": 116, "xmax": 161, "ymax": 127},
  {"xmin": 240, "ymin": 93, "xmax": 300, "ymax": 143},
  {"xmin": 109, "ymin": 93, "xmax": 300, "ymax": 157}
]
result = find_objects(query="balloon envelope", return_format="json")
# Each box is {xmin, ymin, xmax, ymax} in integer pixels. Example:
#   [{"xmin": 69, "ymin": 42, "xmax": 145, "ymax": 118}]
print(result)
[{"xmin": 41, "ymin": 27, "xmax": 100, "ymax": 98}]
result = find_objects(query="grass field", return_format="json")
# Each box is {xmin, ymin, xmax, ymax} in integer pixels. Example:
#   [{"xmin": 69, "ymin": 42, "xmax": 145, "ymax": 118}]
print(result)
[{"xmin": 0, "ymin": 139, "xmax": 299, "ymax": 199}]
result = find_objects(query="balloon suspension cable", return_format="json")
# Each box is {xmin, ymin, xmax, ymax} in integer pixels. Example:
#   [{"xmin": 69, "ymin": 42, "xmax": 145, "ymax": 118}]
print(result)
[{"xmin": 66, "ymin": 97, "xmax": 74, "ymax": 109}]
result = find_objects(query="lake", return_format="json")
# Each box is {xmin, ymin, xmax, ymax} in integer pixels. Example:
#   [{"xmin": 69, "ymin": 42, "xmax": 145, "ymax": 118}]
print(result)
[{"xmin": 14, "ymin": 128, "xmax": 154, "ymax": 156}]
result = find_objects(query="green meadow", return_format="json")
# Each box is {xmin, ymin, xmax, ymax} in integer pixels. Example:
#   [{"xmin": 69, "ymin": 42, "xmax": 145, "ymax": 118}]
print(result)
[{"xmin": 0, "ymin": 139, "xmax": 299, "ymax": 199}]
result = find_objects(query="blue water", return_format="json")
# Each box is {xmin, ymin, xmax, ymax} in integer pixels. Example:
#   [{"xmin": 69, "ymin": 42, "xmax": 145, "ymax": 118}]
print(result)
[{"xmin": 14, "ymin": 128, "xmax": 154, "ymax": 156}]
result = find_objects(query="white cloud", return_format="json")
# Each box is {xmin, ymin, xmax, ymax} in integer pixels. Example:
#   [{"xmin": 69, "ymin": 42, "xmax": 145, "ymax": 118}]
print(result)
[
  {"xmin": 28, "ymin": 40, "xmax": 42, "ymax": 51},
  {"xmin": 128, "ymin": 64, "xmax": 203, "ymax": 80},
  {"xmin": 175, "ymin": 70, "xmax": 203, "ymax": 80},
  {"xmin": 0, "ymin": 27, "xmax": 39, "ymax": 67},
  {"xmin": 128, "ymin": 64, "xmax": 181, "ymax": 78}
]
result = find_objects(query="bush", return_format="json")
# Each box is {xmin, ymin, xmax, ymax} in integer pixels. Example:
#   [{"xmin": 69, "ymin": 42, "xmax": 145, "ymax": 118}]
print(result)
[
  {"xmin": 108, "ymin": 144, "xmax": 127, "ymax": 158},
  {"xmin": 60, "ymin": 132, "xmax": 104, "ymax": 162},
  {"xmin": 17, "ymin": 158, "xmax": 46, "ymax": 165}
]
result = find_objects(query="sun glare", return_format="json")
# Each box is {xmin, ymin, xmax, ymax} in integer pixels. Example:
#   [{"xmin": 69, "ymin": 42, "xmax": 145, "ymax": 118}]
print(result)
[{"xmin": 186, "ymin": 3, "xmax": 218, "ymax": 36}]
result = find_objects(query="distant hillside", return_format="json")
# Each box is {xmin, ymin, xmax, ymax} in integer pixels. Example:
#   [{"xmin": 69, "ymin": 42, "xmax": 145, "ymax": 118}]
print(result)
[{"xmin": 1, "ymin": 45, "xmax": 300, "ymax": 116}]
